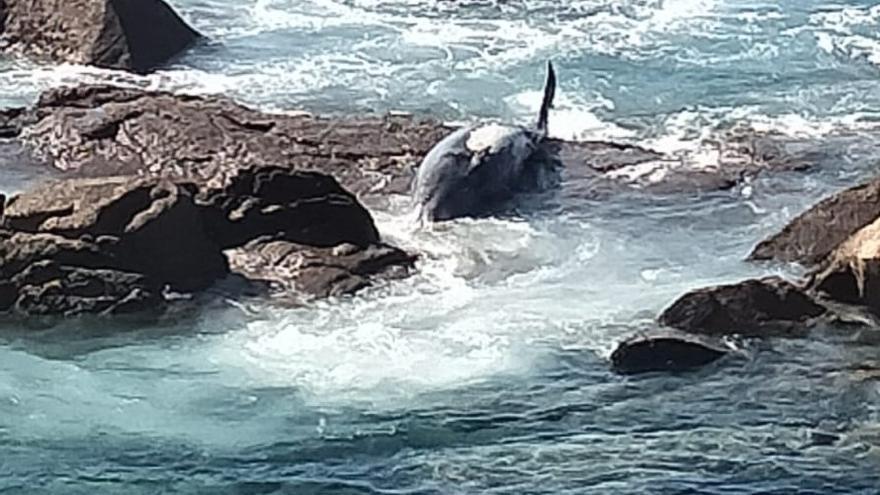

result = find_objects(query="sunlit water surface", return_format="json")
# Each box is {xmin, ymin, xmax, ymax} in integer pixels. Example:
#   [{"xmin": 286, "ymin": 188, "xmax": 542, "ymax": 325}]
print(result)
[{"xmin": 1, "ymin": 1, "xmax": 880, "ymax": 493}]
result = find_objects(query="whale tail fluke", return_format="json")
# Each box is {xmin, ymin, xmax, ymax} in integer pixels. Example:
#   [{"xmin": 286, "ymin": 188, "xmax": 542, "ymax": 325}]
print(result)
[{"xmin": 536, "ymin": 60, "xmax": 556, "ymax": 135}]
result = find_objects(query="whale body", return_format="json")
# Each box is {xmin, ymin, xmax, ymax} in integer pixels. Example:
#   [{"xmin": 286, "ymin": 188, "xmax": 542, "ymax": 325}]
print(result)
[{"xmin": 413, "ymin": 62, "xmax": 560, "ymax": 222}]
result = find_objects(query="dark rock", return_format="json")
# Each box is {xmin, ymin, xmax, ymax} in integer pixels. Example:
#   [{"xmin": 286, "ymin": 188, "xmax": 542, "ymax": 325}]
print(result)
[
  {"xmin": 226, "ymin": 238, "xmax": 417, "ymax": 300},
  {"xmin": 0, "ymin": 0, "xmax": 201, "ymax": 73},
  {"xmin": 611, "ymin": 329, "xmax": 729, "ymax": 374},
  {"xmin": 750, "ymin": 177, "xmax": 880, "ymax": 265},
  {"xmin": 3, "ymin": 176, "xmax": 229, "ymax": 292},
  {"xmin": 4, "ymin": 85, "xmax": 813, "ymax": 200},
  {"xmin": 0, "ymin": 164, "xmax": 414, "ymax": 318},
  {"xmin": 12, "ymin": 261, "xmax": 161, "ymax": 317},
  {"xmin": 200, "ymin": 167, "xmax": 380, "ymax": 249},
  {"xmin": 0, "ymin": 231, "xmax": 162, "ymax": 317},
  {"xmin": 659, "ymin": 277, "xmax": 827, "ymax": 338},
  {"xmin": 808, "ymin": 430, "xmax": 841, "ymax": 447}
]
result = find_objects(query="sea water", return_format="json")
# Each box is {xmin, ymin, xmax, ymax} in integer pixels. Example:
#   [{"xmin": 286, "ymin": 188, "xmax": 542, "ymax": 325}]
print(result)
[{"xmin": 0, "ymin": 1, "xmax": 879, "ymax": 493}]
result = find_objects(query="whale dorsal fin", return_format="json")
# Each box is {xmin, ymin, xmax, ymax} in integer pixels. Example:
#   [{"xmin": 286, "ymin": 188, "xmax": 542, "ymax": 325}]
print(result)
[{"xmin": 536, "ymin": 61, "xmax": 556, "ymax": 135}]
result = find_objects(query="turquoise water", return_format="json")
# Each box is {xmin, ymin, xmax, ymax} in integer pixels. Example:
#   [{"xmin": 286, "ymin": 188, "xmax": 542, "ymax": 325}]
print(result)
[{"xmin": 1, "ymin": 1, "xmax": 880, "ymax": 493}]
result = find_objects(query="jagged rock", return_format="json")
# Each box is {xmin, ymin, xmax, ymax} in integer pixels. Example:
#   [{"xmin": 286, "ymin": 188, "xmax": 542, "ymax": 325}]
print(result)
[
  {"xmin": 0, "ymin": 85, "xmax": 815, "ymax": 201},
  {"xmin": 0, "ymin": 0, "xmax": 202, "ymax": 73},
  {"xmin": 659, "ymin": 277, "xmax": 827, "ymax": 338},
  {"xmin": 750, "ymin": 177, "xmax": 880, "ymax": 265},
  {"xmin": 809, "ymin": 217, "xmax": 880, "ymax": 314},
  {"xmin": 611, "ymin": 329, "xmax": 729, "ymax": 374},
  {"xmin": 0, "ymin": 231, "xmax": 161, "ymax": 317},
  {"xmin": 15, "ymin": 85, "xmax": 450, "ymax": 196},
  {"xmin": 0, "ymin": 164, "xmax": 414, "ymax": 318},
  {"xmin": 199, "ymin": 167, "xmax": 380, "ymax": 249},
  {"xmin": 226, "ymin": 238, "xmax": 416, "ymax": 300},
  {"xmin": 12, "ymin": 261, "xmax": 161, "ymax": 317},
  {"xmin": 4, "ymin": 176, "xmax": 229, "ymax": 292}
]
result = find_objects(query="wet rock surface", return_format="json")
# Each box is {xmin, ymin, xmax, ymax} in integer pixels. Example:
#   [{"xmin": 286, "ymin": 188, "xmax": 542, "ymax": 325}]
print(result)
[
  {"xmin": 611, "ymin": 329, "xmax": 730, "ymax": 374},
  {"xmin": 659, "ymin": 277, "xmax": 827, "ymax": 339},
  {"xmin": 0, "ymin": 167, "xmax": 412, "ymax": 319},
  {"xmin": 808, "ymin": 216, "xmax": 880, "ymax": 315},
  {"xmin": 0, "ymin": 85, "xmax": 819, "ymax": 200},
  {"xmin": 0, "ymin": 0, "xmax": 202, "ymax": 73},
  {"xmin": 641, "ymin": 174, "xmax": 880, "ymax": 352},
  {"xmin": 750, "ymin": 177, "xmax": 880, "ymax": 266},
  {"xmin": 227, "ymin": 238, "xmax": 416, "ymax": 300}
]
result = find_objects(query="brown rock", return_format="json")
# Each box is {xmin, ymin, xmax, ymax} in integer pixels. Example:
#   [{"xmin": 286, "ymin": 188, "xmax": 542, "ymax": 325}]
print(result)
[
  {"xmin": 12, "ymin": 261, "xmax": 160, "ymax": 317},
  {"xmin": 0, "ymin": 231, "xmax": 162, "ymax": 317},
  {"xmin": 200, "ymin": 167, "xmax": 380, "ymax": 249},
  {"xmin": 4, "ymin": 176, "xmax": 229, "ymax": 291},
  {"xmin": 611, "ymin": 329, "xmax": 729, "ymax": 374},
  {"xmin": 659, "ymin": 276, "xmax": 827, "ymax": 338},
  {"xmin": 0, "ymin": 0, "xmax": 202, "ymax": 73},
  {"xmin": 227, "ymin": 238, "xmax": 417, "ymax": 300},
  {"xmin": 4, "ymin": 85, "xmax": 810, "ymax": 201},
  {"xmin": 749, "ymin": 177, "xmax": 880, "ymax": 265},
  {"xmin": 809, "ymin": 217, "xmax": 880, "ymax": 314},
  {"xmin": 0, "ymin": 163, "xmax": 413, "ymax": 318}
]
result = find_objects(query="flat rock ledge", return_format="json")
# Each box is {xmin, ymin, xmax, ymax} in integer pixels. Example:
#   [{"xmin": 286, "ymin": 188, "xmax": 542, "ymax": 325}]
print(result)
[
  {"xmin": 0, "ymin": 0, "xmax": 202, "ymax": 73},
  {"xmin": 0, "ymin": 85, "xmax": 820, "ymax": 199},
  {"xmin": 0, "ymin": 166, "xmax": 415, "ymax": 320}
]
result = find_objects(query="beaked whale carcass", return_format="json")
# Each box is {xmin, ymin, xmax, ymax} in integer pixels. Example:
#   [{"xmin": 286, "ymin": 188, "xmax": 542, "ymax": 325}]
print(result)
[{"xmin": 413, "ymin": 61, "xmax": 560, "ymax": 222}]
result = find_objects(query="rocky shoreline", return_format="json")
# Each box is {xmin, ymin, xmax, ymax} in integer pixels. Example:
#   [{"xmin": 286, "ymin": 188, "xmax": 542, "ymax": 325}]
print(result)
[
  {"xmin": 614, "ymin": 178, "xmax": 880, "ymax": 373},
  {"xmin": 0, "ymin": 0, "xmax": 877, "ymax": 378}
]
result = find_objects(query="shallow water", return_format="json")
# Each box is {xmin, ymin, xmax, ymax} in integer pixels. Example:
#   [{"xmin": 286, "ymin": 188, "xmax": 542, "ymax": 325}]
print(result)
[{"xmin": 2, "ymin": 0, "xmax": 880, "ymax": 493}]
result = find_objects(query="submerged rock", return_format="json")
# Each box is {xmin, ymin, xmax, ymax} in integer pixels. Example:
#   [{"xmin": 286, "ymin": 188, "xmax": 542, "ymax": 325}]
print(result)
[
  {"xmin": 659, "ymin": 277, "xmax": 827, "ymax": 338},
  {"xmin": 0, "ymin": 0, "xmax": 202, "ymax": 73},
  {"xmin": 611, "ymin": 329, "xmax": 729, "ymax": 374}
]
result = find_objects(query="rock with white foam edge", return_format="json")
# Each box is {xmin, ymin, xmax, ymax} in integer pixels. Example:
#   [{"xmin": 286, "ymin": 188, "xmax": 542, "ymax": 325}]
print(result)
[
  {"xmin": 0, "ymin": 0, "xmax": 202, "ymax": 73},
  {"xmin": 611, "ymin": 329, "xmax": 731, "ymax": 374}
]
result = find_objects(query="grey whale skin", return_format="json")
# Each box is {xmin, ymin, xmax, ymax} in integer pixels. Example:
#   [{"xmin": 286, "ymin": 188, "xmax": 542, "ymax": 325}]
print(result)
[{"xmin": 413, "ymin": 62, "xmax": 559, "ymax": 222}]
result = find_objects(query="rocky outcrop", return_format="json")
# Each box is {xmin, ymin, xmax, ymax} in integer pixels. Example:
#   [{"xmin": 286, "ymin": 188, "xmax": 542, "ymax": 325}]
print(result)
[
  {"xmin": 0, "ymin": 231, "xmax": 163, "ymax": 317},
  {"xmin": 808, "ymin": 217, "xmax": 880, "ymax": 314},
  {"xmin": 749, "ymin": 178, "xmax": 880, "ymax": 265},
  {"xmin": 659, "ymin": 277, "xmax": 827, "ymax": 338},
  {"xmin": 4, "ymin": 176, "xmax": 228, "ymax": 292},
  {"xmin": 0, "ymin": 85, "xmax": 819, "ymax": 201},
  {"xmin": 611, "ymin": 330, "xmax": 730, "ymax": 374},
  {"xmin": 645, "ymin": 174, "xmax": 880, "ymax": 345},
  {"xmin": 227, "ymin": 239, "xmax": 415, "ymax": 300},
  {"xmin": 197, "ymin": 167, "xmax": 380, "ymax": 249},
  {"xmin": 0, "ymin": 166, "xmax": 413, "ymax": 319},
  {"xmin": 0, "ymin": 0, "xmax": 202, "ymax": 73}
]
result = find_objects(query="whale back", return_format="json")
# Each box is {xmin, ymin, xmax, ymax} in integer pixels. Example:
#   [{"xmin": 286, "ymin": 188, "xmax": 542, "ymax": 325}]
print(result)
[{"xmin": 414, "ymin": 123, "xmax": 539, "ymax": 222}]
